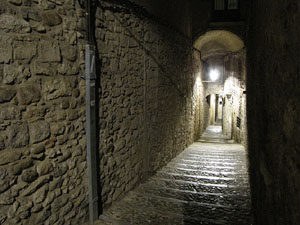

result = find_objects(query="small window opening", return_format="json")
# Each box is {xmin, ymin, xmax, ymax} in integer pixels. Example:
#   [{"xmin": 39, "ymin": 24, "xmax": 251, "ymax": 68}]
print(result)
[
  {"xmin": 214, "ymin": 0, "xmax": 225, "ymax": 10},
  {"xmin": 214, "ymin": 0, "xmax": 239, "ymax": 10},
  {"xmin": 228, "ymin": 0, "xmax": 239, "ymax": 9}
]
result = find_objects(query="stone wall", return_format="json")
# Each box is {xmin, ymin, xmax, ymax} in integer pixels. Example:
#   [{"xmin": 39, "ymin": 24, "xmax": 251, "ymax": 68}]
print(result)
[
  {"xmin": 223, "ymin": 51, "xmax": 247, "ymax": 144},
  {"xmin": 192, "ymin": 52, "xmax": 208, "ymax": 140},
  {"xmin": 0, "ymin": 0, "xmax": 204, "ymax": 224},
  {"xmin": 96, "ymin": 1, "xmax": 203, "ymax": 208},
  {"xmin": 247, "ymin": 0, "xmax": 300, "ymax": 224},
  {"xmin": 0, "ymin": 0, "xmax": 88, "ymax": 224}
]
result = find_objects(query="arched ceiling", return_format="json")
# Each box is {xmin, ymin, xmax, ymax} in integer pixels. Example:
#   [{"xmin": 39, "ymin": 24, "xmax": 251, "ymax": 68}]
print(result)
[{"xmin": 194, "ymin": 30, "xmax": 244, "ymax": 59}]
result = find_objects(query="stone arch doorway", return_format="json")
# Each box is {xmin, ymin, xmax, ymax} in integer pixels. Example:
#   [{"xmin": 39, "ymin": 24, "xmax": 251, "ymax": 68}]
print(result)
[{"xmin": 194, "ymin": 30, "xmax": 247, "ymax": 145}]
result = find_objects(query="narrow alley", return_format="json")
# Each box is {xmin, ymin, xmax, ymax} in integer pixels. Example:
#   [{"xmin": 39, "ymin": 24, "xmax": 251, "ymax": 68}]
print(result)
[
  {"xmin": 96, "ymin": 126, "xmax": 252, "ymax": 225},
  {"xmin": 0, "ymin": 1, "xmax": 299, "ymax": 224}
]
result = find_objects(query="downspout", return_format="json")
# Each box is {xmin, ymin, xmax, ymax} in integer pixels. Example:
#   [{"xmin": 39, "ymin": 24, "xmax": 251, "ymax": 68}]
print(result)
[{"xmin": 85, "ymin": 0, "xmax": 99, "ymax": 223}]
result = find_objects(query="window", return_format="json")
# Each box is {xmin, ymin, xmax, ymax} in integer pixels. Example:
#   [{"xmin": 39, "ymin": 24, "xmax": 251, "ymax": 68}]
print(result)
[
  {"xmin": 214, "ymin": 0, "xmax": 239, "ymax": 10},
  {"xmin": 214, "ymin": 0, "xmax": 225, "ymax": 10},
  {"xmin": 228, "ymin": 0, "xmax": 239, "ymax": 9}
]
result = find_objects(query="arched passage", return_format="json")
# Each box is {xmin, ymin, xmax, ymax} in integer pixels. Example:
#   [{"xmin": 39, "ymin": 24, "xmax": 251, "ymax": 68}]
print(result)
[{"xmin": 194, "ymin": 30, "xmax": 247, "ymax": 145}]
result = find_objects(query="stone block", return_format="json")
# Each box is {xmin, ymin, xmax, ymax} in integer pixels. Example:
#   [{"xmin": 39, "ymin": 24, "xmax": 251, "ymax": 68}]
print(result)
[
  {"xmin": 33, "ymin": 185, "xmax": 48, "ymax": 204},
  {"xmin": 67, "ymin": 109, "xmax": 79, "ymax": 121},
  {"xmin": 21, "ymin": 169, "xmax": 38, "ymax": 183},
  {"xmin": 17, "ymin": 84, "xmax": 41, "ymax": 105},
  {"xmin": 0, "ymin": 179, "xmax": 10, "ymax": 194},
  {"xmin": 36, "ymin": 210, "xmax": 51, "ymax": 224},
  {"xmin": 52, "ymin": 164, "xmax": 68, "ymax": 178},
  {"xmin": 9, "ymin": 158, "xmax": 33, "ymax": 175},
  {"xmin": 30, "ymin": 144, "xmax": 45, "ymax": 154},
  {"xmin": 0, "ymin": 87, "xmax": 16, "ymax": 103},
  {"xmin": 23, "ymin": 106, "xmax": 47, "ymax": 120},
  {"xmin": 104, "ymin": 10, "xmax": 115, "ymax": 22},
  {"xmin": 0, "ymin": 38, "xmax": 12, "ymax": 63},
  {"xmin": 0, "ymin": 149, "xmax": 22, "ymax": 166},
  {"xmin": 59, "ymin": 202, "xmax": 73, "ymax": 217},
  {"xmin": 29, "ymin": 121, "xmax": 50, "ymax": 144},
  {"xmin": 31, "ymin": 204, "xmax": 43, "ymax": 213},
  {"xmin": 23, "ymin": 0, "xmax": 31, "ymax": 6},
  {"xmin": 31, "ymin": 152, "xmax": 44, "ymax": 160},
  {"xmin": 0, "ymin": 105, "xmax": 22, "ymax": 120},
  {"xmin": 0, "ymin": 136, "xmax": 4, "ymax": 150},
  {"xmin": 3, "ymin": 64, "xmax": 28, "ymax": 84},
  {"xmin": 41, "ymin": 10, "xmax": 62, "ymax": 26},
  {"xmin": 57, "ymin": 149, "xmax": 71, "ymax": 163},
  {"xmin": 110, "ymin": 58, "xmax": 119, "ymax": 72},
  {"xmin": 48, "ymin": 0, "xmax": 64, "ymax": 5},
  {"xmin": 43, "ymin": 78, "xmax": 76, "ymax": 100},
  {"xmin": 14, "ymin": 41, "xmax": 37, "ymax": 61},
  {"xmin": 49, "ymin": 178, "xmax": 63, "ymax": 191},
  {"xmin": 42, "ymin": 191, "xmax": 55, "ymax": 207},
  {"xmin": 30, "ymin": 62, "xmax": 57, "ymax": 76},
  {"xmin": 65, "ymin": 31, "xmax": 77, "ymax": 45},
  {"xmin": 0, "ymin": 215, "xmax": 6, "ymax": 224},
  {"xmin": 8, "ymin": 0, "xmax": 22, "ymax": 5},
  {"xmin": 0, "ymin": 14, "xmax": 31, "ymax": 33},
  {"xmin": 57, "ymin": 62, "xmax": 79, "ymax": 75},
  {"xmin": 38, "ymin": 40, "xmax": 61, "ymax": 63},
  {"xmin": 21, "ymin": 175, "xmax": 50, "ymax": 196},
  {"xmin": 34, "ymin": 24, "xmax": 46, "ymax": 33},
  {"xmin": 37, "ymin": 160, "xmax": 53, "ymax": 176},
  {"xmin": 61, "ymin": 44, "xmax": 77, "ymax": 61},
  {"xmin": 51, "ymin": 195, "xmax": 68, "ymax": 212},
  {"xmin": 50, "ymin": 123, "xmax": 65, "ymax": 136},
  {"xmin": 21, "ymin": 8, "xmax": 42, "ymax": 21},
  {"xmin": 0, "ymin": 192, "xmax": 14, "ymax": 205},
  {"xmin": 6, "ymin": 123, "xmax": 29, "ymax": 148}
]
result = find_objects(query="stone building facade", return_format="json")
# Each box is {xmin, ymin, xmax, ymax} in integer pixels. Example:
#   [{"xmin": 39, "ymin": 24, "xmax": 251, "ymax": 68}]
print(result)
[
  {"xmin": 0, "ymin": 0, "xmax": 205, "ymax": 224},
  {"xmin": 223, "ymin": 49, "xmax": 247, "ymax": 145}
]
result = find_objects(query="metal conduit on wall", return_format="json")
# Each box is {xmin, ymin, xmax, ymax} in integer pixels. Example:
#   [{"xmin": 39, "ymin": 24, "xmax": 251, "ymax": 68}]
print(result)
[{"xmin": 85, "ymin": 0, "xmax": 100, "ymax": 223}]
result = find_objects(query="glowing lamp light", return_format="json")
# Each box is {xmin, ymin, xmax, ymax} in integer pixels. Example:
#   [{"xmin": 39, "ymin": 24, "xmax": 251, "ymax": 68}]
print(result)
[{"xmin": 209, "ymin": 69, "xmax": 220, "ymax": 82}]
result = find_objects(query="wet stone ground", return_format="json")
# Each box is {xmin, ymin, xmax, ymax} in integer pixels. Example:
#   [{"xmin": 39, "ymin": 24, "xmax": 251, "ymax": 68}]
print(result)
[{"xmin": 95, "ymin": 126, "xmax": 253, "ymax": 225}]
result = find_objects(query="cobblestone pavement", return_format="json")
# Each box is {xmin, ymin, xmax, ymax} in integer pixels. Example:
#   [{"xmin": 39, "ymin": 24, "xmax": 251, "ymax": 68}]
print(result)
[{"xmin": 95, "ymin": 126, "xmax": 253, "ymax": 225}]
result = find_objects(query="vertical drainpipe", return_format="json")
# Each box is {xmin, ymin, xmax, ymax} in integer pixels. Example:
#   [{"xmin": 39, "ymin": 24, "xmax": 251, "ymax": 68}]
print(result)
[{"xmin": 85, "ymin": 0, "xmax": 99, "ymax": 223}]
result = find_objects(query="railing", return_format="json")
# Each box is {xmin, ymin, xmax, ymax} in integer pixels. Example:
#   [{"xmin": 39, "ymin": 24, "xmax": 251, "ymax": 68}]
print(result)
[{"xmin": 212, "ymin": 0, "xmax": 240, "ymax": 22}]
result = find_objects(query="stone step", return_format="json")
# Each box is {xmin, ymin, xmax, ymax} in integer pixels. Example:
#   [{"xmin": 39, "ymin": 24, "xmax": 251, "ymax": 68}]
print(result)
[
  {"xmin": 147, "ymin": 177, "xmax": 251, "ymax": 195},
  {"xmin": 95, "ymin": 129, "xmax": 253, "ymax": 225},
  {"xmin": 171, "ymin": 158, "xmax": 246, "ymax": 167},
  {"xmin": 180, "ymin": 151, "xmax": 246, "ymax": 157},
  {"xmin": 100, "ymin": 191, "xmax": 251, "ymax": 225},
  {"xmin": 136, "ymin": 183, "xmax": 251, "ymax": 207},
  {"xmin": 165, "ymin": 162, "xmax": 248, "ymax": 172},
  {"xmin": 154, "ymin": 171, "xmax": 250, "ymax": 186},
  {"xmin": 100, "ymin": 198, "xmax": 226, "ymax": 225},
  {"xmin": 174, "ymin": 154, "xmax": 247, "ymax": 162},
  {"xmin": 160, "ymin": 167, "xmax": 249, "ymax": 178}
]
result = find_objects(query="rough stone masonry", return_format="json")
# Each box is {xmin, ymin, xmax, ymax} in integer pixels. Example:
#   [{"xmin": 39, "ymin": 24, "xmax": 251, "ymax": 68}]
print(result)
[{"xmin": 0, "ymin": 0, "xmax": 205, "ymax": 224}]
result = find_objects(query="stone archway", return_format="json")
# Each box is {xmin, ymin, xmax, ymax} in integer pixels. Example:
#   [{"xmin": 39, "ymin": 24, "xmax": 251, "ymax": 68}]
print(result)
[{"xmin": 193, "ymin": 30, "xmax": 247, "ymax": 145}]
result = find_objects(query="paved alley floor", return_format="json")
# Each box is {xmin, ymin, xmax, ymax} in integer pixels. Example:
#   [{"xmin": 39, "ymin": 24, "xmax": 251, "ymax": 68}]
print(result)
[{"xmin": 96, "ymin": 126, "xmax": 253, "ymax": 225}]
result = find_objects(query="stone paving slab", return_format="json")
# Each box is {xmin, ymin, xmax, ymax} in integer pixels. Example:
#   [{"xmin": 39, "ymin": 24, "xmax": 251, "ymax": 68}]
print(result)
[{"xmin": 95, "ymin": 126, "xmax": 253, "ymax": 225}]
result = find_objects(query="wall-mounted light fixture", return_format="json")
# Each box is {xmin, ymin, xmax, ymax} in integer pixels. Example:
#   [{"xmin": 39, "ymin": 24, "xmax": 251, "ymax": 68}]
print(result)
[
  {"xmin": 209, "ymin": 69, "xmax": 220, "ymax": 82},
  {"xmin": 226, "ymin": 94, "xmax": 232, "ymax": 99}
]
